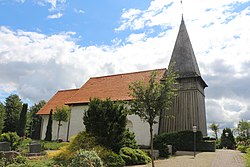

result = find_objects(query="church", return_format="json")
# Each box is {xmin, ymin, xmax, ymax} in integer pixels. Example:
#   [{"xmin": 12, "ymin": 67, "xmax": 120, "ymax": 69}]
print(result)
[{"xmin": 37, "ymin": 17, "xmax": 208, "ymax": 146}]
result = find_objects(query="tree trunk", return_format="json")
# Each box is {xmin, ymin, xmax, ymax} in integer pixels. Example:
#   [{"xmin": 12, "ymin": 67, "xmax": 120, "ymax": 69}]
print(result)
[
  {"xmin": 57, "ymin": 121, "xmax": 61, "ymax": 141},
  {"xmin": 149, "ymin": 123, "xmax": 155, "ymax": 167},
  {"xmin": 215, "ymin": 130, "xmax": 218, "ymax": 140}
]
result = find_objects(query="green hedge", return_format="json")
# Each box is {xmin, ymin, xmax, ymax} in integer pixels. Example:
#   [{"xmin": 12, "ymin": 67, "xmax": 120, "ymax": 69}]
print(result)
[{"xmin": 154, "ymin": 130, "xmax": 215, "ymax": 156}]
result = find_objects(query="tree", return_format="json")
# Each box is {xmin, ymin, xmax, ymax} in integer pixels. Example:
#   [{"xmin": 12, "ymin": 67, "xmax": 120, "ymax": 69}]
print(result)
[
  {"xmin": 0, "ymin": 102, "xmax": 6, "ymax": 134},
  {"xmin": 83, "ymin": 98, "xmax": 127, "ymax": 153},
  {"xmin": 129, "ymin": 70, "xmax": 177, "ymax": 167},
  {"xmin": 54, "ymin": 105, "xmax": 70, "ymax": 141},
  {"xmin": 209, "ymin": 122, "xmax": 219, "ymax": 140},
  {"xmin": 3, "ymin": 94, "xmax": 23, "ymax": 133},
  {"xmin": 45, "ymin": 109, "xmax": 53, "ymax": 141},
  {"xmin": 220, "ymin": 128, "xmax": 236, "ymax": 149},
  {"xmin": 28, "ymin": 100, "xmax": 46, "ymax": 139},
  {"xmin": 17, "ymin": 103, "xmax": 28, "ymax": 137}
]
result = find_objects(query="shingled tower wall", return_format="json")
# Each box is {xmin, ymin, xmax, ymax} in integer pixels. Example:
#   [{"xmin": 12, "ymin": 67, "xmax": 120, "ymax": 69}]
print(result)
[{"xmin": 159, "ymin": 17, "xmax": 208, "ymax": 136}]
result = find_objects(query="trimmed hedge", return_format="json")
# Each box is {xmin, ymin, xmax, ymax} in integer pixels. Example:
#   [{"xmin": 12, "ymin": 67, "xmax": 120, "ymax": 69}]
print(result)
[{"xmin": 154, "ymin": 130, "xmax": 215, "ymax": 157}]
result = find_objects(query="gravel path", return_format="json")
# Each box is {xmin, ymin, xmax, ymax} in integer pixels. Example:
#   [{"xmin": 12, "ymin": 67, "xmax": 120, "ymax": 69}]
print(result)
[{"xmin": 127, "ymin": 150, "xmax": 246, "ymax": 167}]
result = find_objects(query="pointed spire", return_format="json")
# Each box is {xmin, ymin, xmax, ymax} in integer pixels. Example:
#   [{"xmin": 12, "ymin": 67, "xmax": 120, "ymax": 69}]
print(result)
[{"xmin": 168, "ymin": 17, "xmax": 201, "ymax": 78}]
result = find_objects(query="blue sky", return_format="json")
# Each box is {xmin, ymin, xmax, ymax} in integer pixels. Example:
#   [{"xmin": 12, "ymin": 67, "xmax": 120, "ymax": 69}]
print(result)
[{"xmin": 0, "ymin": 0, "xmax": 250, "ymax": 136}]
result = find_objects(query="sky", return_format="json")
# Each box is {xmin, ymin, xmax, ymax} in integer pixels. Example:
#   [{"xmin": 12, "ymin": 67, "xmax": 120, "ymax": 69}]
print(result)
[{"xmin": 0, "ymin": 0, "xmax": 250, "ymax": 136}]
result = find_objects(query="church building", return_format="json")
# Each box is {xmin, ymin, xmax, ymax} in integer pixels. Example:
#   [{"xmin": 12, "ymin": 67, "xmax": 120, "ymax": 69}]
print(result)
[{"xmin": 37, "ymin": 17, "xmax": 208, "ymax": 146}]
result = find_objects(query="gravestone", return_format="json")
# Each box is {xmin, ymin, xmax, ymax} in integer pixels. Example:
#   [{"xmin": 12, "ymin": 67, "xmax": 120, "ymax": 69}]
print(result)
[
  {"xmin": 0, "ymin": 142, "xmax": 10, "ymax": 151},
  {"xmin": 29, "ymin": 141, "xmax": 41, "ymax": 153}
]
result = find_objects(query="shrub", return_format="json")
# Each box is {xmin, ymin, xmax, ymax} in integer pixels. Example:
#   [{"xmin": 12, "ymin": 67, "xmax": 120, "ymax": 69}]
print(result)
[
  {"xmin": 120, "ymin": 147, "xmax": 151, "ymax": 165},
  {"xmin": 83, "ymin": 98, "xmax": 127, "ymax": 153},
  {"xmin": 17, "ymin": 137, "xmax": 32, "ymax": 153},
  {"xmin": 70, "ymin": 150, "xmax": 103, "ymax": 167},
  {"xmin": 153, "ymin": 131, "xmax": 178, "ymax": 156},
  {"xmin": 94, "ymin": 145, "xmax": 125, "ymax": 167},
  {"xmin": 69, "ymin": 131, "xmax": 97, "ymax": 152},
  {"xmin": 237, "ymin": 145, "xmax": 249, "ymax": 153},
  {"xmin": 0, "ymin": 132, "xmax": 20, "ymax": 150},
  {"xmin": 122, "ymin": 129, "xmax": 138, "ymax": 149}
]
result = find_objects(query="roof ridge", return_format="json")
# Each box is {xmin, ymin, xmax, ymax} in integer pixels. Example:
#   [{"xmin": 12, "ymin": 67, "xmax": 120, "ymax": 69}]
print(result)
[
  {"xmin": 58, "ymin": 88, "xmax": 79, "ymax": 92},
  {"xmin": 90, "ymin": 68, "xmax": 166, "ymax": 79}
]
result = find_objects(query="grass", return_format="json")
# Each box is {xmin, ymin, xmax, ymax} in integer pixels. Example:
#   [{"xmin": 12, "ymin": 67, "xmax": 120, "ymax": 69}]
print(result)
[{"xmin": 41, "ymin": 141, "xmax": 69, "ymax": 150}]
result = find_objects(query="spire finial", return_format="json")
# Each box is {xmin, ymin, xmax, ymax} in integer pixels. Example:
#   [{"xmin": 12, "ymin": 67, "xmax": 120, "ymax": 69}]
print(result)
[{"xmin": 180, "ymin": 0, "xmax": 184, "ymax": 19}]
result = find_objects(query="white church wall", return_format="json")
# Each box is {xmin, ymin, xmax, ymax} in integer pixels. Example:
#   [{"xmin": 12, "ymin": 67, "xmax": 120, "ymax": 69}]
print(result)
[
  {"xmin": 127, "ymin": 114, "xmax": 159, "ymax": 146},
  {"xmin": 41, "ymin": 105, "xmax": 159, "ymax": 147},
  {"xmin": 40, "ymin": 115, "xmax": 69, "ymax": 141},
  {"xmin": 68, "ymin": 105, "xmax": 87, "ymax": 138}
]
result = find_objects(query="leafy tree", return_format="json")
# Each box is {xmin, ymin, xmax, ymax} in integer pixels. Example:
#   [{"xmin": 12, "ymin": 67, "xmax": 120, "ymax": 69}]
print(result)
[
  {"xmin": 209, "ymin": 122, "xmax": 219, "ymax": 140},
  {"xmin": 54, "ymin": 105, "xmax": 70, "ymax": 141},
  {"xmin": 17, "ymin": 103, "xmax": 28, "ymax": 137},
  {"xmin": 45, "ymin": 109, "xmax": 53, "ymax": 141},
  {"xmin": 129, "ymin": 70, "xmax": 177, "ymax": 167},
  {"xmin": 83, "ymin": 98, "xmax": 127, "ymax": 153},
  {"xmin": 220, "ymin": 128, "xmax": 236, "ymax": 149},
  {"xmin": 0, "ymin": 102, "xmax": 5, "ymax": 134},
  {"xmin": 28, "ymin": 100, "xmax": 46, "ymax": 139},
  {"xmin": 3, "ymin": 94, "xmax": 23, "ymax": 133}
]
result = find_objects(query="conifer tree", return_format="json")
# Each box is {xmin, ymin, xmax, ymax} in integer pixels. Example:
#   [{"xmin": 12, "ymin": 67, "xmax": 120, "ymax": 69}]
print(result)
[
  {"xmin": 45, "ymin": 109, "xmax": 53, "ymax": 141},
  {"xmin": 3, "ymin": 94, "xmax": 22, "ymax": 133},
  {"xmin": 0, "ymin": 102, "xmax": 6, "ymax": 134},
  {"xmin": 83, "ymin": 98, "xmax": 127, "ymax": 153},
  {"xmin": 17, "ymin": 103, "xmax": 28, "ymax": 137}
]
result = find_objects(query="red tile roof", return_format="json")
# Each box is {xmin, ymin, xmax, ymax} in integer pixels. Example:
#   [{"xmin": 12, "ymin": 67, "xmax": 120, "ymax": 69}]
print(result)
[
  {"xmin": 37, "ymin": 68, "xmax": 166, "ymax": 115},
  {"xmin": 37, "ymin": 89, "xmax": 79, "ymax": 115},
  {"xmin": 66, "ymin": 68, "xmax": 166, "ymax": 105}
]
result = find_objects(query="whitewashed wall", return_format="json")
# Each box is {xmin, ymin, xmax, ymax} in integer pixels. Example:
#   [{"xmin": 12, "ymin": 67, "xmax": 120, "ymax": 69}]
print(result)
[
  {"xmin": 40, "ymin": 105, "xmax": 159, "ymax": 146},
  {"xmin": 40, "ymin": 115, "xmax": 69, "ymax": 141}
]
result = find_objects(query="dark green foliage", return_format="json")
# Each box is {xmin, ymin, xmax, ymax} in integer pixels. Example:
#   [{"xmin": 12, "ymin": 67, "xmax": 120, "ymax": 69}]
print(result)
[
  {"xmin": 3, "ymin": 94, "xmax": 23, "ymax": 133},
  {"xmin": 83, "ymin": 98, "xmax": 127, "ymax": 153},
  {"xmin": 0, "ymin": 132, "xmax": 20, "ymax": 150},
  {"xmin": 94, "ymin": 146, "xmax": 125, "ymax": 167},
  {"xmin": 17, "ymin": 103, "xmax": 28, "ymax": 137},
  {"xmin": 54, "ymin": 105, "xmax": 70, "ymax": 141},
  {"xmin": 70, "ymin": 150, "xmax": 103, "ymax": 167},
  {"xmin": 44, "ymin": 110, "xmax": 53, "ymax": 141},
  {"xmin": 120, "ymin": 147, "xmax": 151, "ymax": 165},
  {"xmin": 237, "ymin": 145, "xmax": 249, "ymax": 153},
  {"xmin": 28, "ymin": 100, "xmax": 46, "ymax": 140},
  {"xmin": 122, "ymin": 129, "xmax": 138, "ymax": 149},
  {"xmin": 154, "ymin": 130, "xmax": 215, "ymax": 156},
  {"xmin": 0, "ymin": 102, "xmax": 5, "ymax": 134},
  {"xmin": 153, "ymin": 131, "xmax": 179, "ymax": 156},
  {"xmin": 220, "ymin": 128, "xmax": 236, "ymax": 149}
]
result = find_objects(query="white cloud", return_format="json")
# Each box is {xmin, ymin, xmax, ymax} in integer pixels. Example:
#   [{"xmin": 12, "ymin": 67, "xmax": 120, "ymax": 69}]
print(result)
[
  {"xmin": 0, "ymin": 0, "xmax": 250, "ymax": 135},
  {"xmin": 47, "ymin": 12, "xmax": 63, "ymax": 19},
  {"xmin": 74, "ymin": 8, "xmax": 85, "ymax": 14},
  {"xmin": 16, "ymin": 0, "xmax": 25, "ymax": 3}
]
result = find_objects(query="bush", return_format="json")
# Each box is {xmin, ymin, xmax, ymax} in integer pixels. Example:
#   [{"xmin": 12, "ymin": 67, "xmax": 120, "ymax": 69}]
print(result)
[
  {"xmin": 154, "ymin": 130, "xmax": 215, "ymax": 155},
  {"xmin": 237, "ymin": 145, "xmax": 249, "ymax": 153},
  {"xmin": 53, "ymin": 131, "xmax": 97, "ymax": 165},
  {"xmin": 122, "ymin": 129, "xmax": 138, "ymax": 149},
  {"xmin": 0, "ymin": 132, "xmax": 20, "ymax": 150},
  {"xmin": 153, "ymin": 131, "xmax": 178, "ymax": 156},
  {"xmin": 94, "ymin": 145, "xmax": 125, "ymax": 167},
  {"xmin": 120, "ymin": 147, "xmax": 151, "ymax": 165},
  {"xmin": 70, "ymin": 150, "xmax": 103, "ymax": 167},
  {"xmin": 69, "ymin": 131, "xmax": 97, "ymax": 152},
  {"xmin": 17, "ymin": 138, "xmax": 32, "ymax": 153}
]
